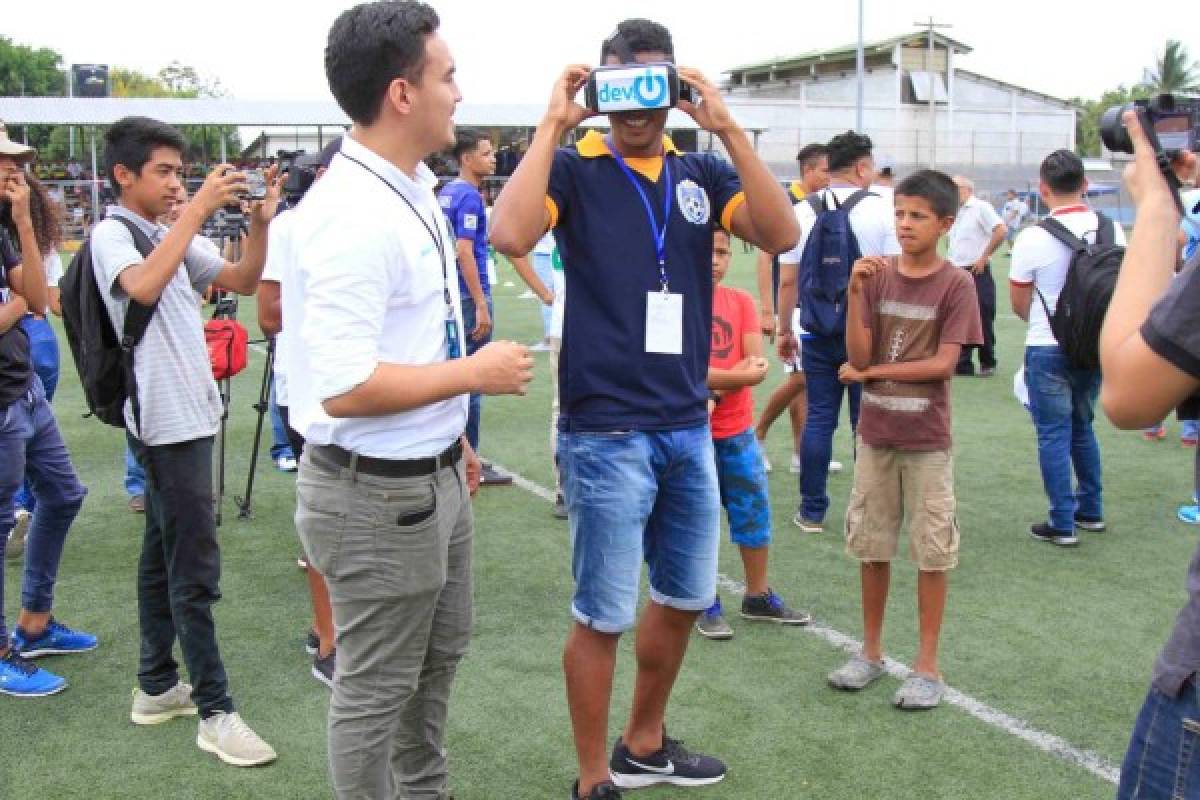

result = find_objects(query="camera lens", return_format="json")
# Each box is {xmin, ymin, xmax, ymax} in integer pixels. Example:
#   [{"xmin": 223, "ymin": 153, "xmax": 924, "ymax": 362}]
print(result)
[{"xmin": 1099, "ymin": 104, "xmax": 1134, "ymax": 155}]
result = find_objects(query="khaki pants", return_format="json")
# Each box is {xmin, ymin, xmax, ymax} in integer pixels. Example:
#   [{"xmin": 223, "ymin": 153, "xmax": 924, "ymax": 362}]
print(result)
[
  {"xmin": 844, "ymin": 441, "xmax": 960, "ymax": 571},
  {"xmin": 296, "ymin": 447, "xmax": 474, "ymax": 799}
]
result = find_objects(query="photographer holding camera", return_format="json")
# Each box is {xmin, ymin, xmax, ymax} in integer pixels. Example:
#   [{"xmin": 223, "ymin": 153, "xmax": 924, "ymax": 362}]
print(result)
[
  {"xmin": 1100, "ymin": 105, "xmax": 1200, "ymax": 799},
  {"xmin": 90, "ymin": 116, "xmax": 281, "ymax": 767},
  {"xmin": 491, "ymin": 18, "xmax": 797, "ymax": 800}
]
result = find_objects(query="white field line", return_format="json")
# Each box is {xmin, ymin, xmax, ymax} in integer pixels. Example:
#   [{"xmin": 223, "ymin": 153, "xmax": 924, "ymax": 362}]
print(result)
[{"xmin": 491, "ymin": 461, "xmax": 1122, "ymax": 787}]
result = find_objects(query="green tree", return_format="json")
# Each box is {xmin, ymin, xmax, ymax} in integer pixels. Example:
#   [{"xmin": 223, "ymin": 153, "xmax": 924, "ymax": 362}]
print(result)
[
  {"xmin": 0, "ymin": 35, "xmax": 65, "ymax": 96},
  {"xmin": 1142, "ymin": 40, "xmax": 1200, "ymax": 94},
  {"xmin": 109, "ymin": 65, "xmax": 241, "ymax": 162},
  {"xmin": 1073, "ymin": 84, "xmax": 1152, "ymax": 157}
]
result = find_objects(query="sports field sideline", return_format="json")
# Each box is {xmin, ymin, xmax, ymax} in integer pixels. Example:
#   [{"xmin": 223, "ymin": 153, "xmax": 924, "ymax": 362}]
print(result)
[{"xmin": 6, "ymin": 242, "xmax": 1195, "ymax": 799}]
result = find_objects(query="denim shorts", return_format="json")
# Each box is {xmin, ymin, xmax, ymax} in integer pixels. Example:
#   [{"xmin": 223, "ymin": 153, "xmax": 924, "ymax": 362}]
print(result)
[
  {"xmin": 558, "ymin": 425, "xmax": 720, "ymax": 633},
  {"xmin": 713, "ymin": 429, "xmax": 771, "ymax": 549}
]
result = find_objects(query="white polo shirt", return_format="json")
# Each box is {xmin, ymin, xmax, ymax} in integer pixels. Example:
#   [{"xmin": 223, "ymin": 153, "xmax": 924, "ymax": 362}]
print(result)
[
  {"xmin": 778, "ymin": 185, "xmax": 901, "ymax": 267},
  {"xmin": 947, "ymin": 195, "xmax": 1005, "ymax": 268},
  {"xmin": 282, "ymin": 134, "xmax": 468, "ymax": 459},
  {"xmin": 1009, "ymin": 205, "xmax": 1127, "ymax": 347}
]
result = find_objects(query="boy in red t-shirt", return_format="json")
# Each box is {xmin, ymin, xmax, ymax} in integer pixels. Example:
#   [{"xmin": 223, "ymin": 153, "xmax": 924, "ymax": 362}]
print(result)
[
  {"xmin": 697, "ymin": 228, "xmax": 811, "ymax": 640},
  {"xmin": 831, "ymin": 170, "xmax": 981, "ymax": 709}
]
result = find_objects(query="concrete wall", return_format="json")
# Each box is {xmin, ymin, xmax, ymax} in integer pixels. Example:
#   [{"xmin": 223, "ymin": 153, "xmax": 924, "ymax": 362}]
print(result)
[{"xmin": 720, "ymin": 67, "xmax": 1076, "ymax": 177}]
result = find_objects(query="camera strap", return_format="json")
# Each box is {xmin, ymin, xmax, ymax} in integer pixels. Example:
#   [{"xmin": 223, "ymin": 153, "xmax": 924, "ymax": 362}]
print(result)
[
  {"xmin": 605, "ymin": 135, "xmax": 673, "ymax": 292},
  {"xmin": 336, "ymin": 152, "xmax": 454, "ymax": 312}
]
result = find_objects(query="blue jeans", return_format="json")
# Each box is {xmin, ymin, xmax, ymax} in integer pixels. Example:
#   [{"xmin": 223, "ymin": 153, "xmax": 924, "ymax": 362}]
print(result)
[
  {"xmin": 125, "ymin": 445, "xmax": 146, "ymax": 497},
  {"xmin": 1118, "ymin": 681, "xmax": 1200, "ymax": 799},
  {"xmin": 799, "ymin": 334, "xmax": 861, "ymax": 522},
  {"xmin": 0, "ymin": 376, "xmax": 87, "ymax": 643},
  {"xmin": 461, "ymin": 295, "xmax": 493, "ymax": 452},
  {"xmin": 268, "ymin": 387, "xmax": 294, "ymax": 462},
  {"xmin": 558, "ymin": 425, "xmax": 720, "ymax": 633},
  {"xmin": 14, "ymin": 316, "xmax": 61, "ymax": 513},
  {"xmin": 1024, "ymin": 346, "xmax": 1103, "ymax": 530}
]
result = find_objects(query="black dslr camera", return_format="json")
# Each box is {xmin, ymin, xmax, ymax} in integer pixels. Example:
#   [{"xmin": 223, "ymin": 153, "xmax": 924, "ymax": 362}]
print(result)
[{"xmin": 1100, "ymin": 93, "xmax": 1200, "ymax": 214}]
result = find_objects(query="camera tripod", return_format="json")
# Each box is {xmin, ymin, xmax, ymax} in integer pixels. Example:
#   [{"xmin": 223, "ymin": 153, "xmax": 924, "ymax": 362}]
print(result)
[{"xmin": 233, "ymin": 336, "xmax": 275, "ymax": 521}]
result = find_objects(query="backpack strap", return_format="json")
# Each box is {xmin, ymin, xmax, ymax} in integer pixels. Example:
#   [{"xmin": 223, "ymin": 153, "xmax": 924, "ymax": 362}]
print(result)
[
  {"xmin": 806, "ymin": 193, "xmax": 824, "ymax": 217},
  {"xmin": 1037, "ymin": 216, "xmax": 1087, "ymax": 253},
  {"xmin": 1094, "ymin": 211, "xmax": 1117, "ymax": 247},
  {"xmin": 108, "ymin": 215, "xmax": 162, "ymax": 435},
  {"xmin": 840, "ymin": 189, "xmax": 876, "ymax": 215},
  {"xmin": 109, "ymin": 216, "xmax": 161, "ymax": 351}
]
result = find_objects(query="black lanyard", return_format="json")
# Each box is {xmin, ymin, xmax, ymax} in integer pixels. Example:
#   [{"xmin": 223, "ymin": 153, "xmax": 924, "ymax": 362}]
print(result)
[{"xmin": 336, "ymin": 151, "xmax": 455, "ymax": 309}]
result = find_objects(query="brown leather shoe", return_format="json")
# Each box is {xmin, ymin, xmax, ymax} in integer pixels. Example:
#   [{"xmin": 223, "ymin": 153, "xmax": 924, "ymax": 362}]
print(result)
[{"xmin": 129, "ymin": 495, "xmax": 146, "ymax": 513}]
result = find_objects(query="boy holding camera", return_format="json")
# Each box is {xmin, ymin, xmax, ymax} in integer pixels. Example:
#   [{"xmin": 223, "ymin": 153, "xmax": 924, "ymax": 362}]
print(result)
[
  {"xmin": 831, "ymin": 170, "xmax": 981, "ymax": 710},
  {"xmin": 90, "ymin": 116, "xmax": 279, "ymax": 766}
]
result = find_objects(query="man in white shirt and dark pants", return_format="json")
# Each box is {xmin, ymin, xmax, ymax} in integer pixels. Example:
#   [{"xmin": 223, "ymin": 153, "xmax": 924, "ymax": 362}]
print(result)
[
  {"xmin": 284, "ymin": 4, "xmax": 533, "ymax": 797},
  {"xmin": 949, "ymin": 175, "xmax": 1007, "ymax": 377}
]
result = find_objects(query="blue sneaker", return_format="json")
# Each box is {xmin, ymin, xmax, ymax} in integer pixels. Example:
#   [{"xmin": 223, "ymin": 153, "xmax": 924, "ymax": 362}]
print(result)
[
  {"xmin": 13, "ymin": 618, "xmax": 98, "ymax": 658},
  {"xmin": 0, "ymin": 648, "xmax": 67, "ymax": 697},
  {"xmin": 1179, "ymin": 504, "xmax": 1200, "ymax": 525}
]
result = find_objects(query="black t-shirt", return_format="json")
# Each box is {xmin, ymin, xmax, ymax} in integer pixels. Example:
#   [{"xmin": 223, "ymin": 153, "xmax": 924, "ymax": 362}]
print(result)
[
  {"xmin": 1143, "ymin": 255, "xmax": 1200, "ymax": 695},
  {"xmin": 0, "ymin": 229, "xmax": 32, "ymax": 407}
]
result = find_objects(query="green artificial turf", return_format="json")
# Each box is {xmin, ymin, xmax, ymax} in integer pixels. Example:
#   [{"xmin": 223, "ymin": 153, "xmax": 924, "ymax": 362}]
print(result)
[{"xmin": 5, "ymin": 242, "xmax": 1189, "ymax": 799}]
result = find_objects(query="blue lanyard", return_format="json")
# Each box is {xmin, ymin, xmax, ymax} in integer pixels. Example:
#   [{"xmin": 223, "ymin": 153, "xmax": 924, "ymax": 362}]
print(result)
[{"xmin": 605, "ymin": 136, "xmax": 672, "ymax": 291}]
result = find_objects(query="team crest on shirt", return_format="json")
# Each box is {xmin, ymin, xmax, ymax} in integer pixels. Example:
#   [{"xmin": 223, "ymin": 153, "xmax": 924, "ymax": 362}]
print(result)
[{"xmin": 676, "ymin": 180, "xmax": 711, "ymax": 225}]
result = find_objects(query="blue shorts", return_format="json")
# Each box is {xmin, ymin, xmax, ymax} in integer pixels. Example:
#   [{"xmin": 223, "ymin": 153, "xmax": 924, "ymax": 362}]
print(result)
[
  {"xmin": 713, "ymin": 429, "xmax": 772, "ymax": 548},
  {"xmin": 558, "ymin": 425, "xmax": 720, "ymax": 634}
]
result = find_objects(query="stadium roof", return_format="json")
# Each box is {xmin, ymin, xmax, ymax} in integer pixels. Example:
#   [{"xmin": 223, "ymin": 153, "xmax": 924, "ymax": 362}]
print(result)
[
  {"xmin": 725, "ymin": 31, "xmax": 974, "ymax": 77},
  {"xmin": 0, "ymin": 97, "xmax": 768, "ymax": 132}
]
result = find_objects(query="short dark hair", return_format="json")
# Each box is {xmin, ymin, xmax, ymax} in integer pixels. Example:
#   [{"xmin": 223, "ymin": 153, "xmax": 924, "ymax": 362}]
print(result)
[
  {"xmin": 104, "ymin": 116, "xmax": 186, "ymax": 195},
  {"xmin": 453, "ymin": 129, "xmax": 489, "ymax": 161},
  {"xmin": 826, "ymin": 130, "xmax": 873, "ymax": 172},
  {"xmin": 895, "ymin": 169, "xmax": 959, "ymax": 218},
  {"xmin": 601, "ymin": 19, "xmax": 674, "ymax": 63},
  {"xmin": 1040, "ymin": 149, "xmax": 1085, "ymax": 194},
  {"xmin": 796, "ymin": 143, "xmax": 828, "ymax": 171},
  {"xmin": 325, "ymin": 0, "xmax": 440, "ymax": 126}
]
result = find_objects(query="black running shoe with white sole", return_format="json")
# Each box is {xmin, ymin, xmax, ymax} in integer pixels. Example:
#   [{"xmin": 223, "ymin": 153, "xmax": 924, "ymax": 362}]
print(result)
[
  {"xmin": 1030, "ymin": 522, "xmax": 1079, "ymax": 546},
  {"xmin": 570, "ymin": 780, "xmax": 622, "ymax": 799},
  {"xmin": 609, "ymin": 735, "xmax": 726, "ymax": 789}
]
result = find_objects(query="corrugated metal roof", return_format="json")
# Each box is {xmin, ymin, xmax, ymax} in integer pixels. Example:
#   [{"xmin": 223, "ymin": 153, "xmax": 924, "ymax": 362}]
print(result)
[
  {"xmin": 0, "ymin": 96, "xmax": 768, "ymax": 131},
  {"xmin": 725, "ymin": 31, "xmax": 974, "ymax": 76}
]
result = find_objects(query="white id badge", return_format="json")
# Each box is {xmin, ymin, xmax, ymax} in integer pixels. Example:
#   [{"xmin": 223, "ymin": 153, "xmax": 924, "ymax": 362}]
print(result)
[{"xmin": 645, "ymin": 291, "xmax": 684, "ymax": 355}]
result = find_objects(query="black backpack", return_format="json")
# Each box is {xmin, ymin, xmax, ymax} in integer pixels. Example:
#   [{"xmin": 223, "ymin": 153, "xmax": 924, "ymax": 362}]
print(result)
[
  {"xmin": 60, "ymin": 216, "xmax": 159, "ymax": 429},
  {"xmin": 1034, "ymin": 213, "xmax": 1124, "ymax": 371}
]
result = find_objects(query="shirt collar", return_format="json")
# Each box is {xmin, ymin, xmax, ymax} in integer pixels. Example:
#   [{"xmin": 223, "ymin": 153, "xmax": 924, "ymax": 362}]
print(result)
[
  {"xmin": 338, "ymin": 133, "xmax": 438, "ymax": 199},
  {"xmin": 574, "ymin": 129, "xmax": 680, "ymax": 159},
  {"xmin": 107, "ymin": 204, "xmax": 167, "ymax": 241}
]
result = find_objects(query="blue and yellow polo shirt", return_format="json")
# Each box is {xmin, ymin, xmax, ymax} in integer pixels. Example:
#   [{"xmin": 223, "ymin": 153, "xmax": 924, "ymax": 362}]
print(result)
[{"xmin": 547, "ymin": 130, "xmax": 744, "ymax": 432}]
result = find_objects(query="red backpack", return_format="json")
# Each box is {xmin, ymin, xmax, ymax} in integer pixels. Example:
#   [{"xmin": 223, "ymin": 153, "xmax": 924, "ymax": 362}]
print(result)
[{"xmin": 204, "ymin": 318, "xmax": 249, "ymax": 380}]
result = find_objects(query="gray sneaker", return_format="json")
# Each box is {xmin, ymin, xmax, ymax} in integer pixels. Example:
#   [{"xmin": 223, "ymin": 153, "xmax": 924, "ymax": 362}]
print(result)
[
  {"xmin": 893, "ymin": 673, "xmax": 946, "ymax": 710},
  {"xmin": 131, "ymin": 681, "xmax": 198, "ymax": 725},
  {"xmin": 828, "ymin": 654, "xmax": 886, "ymax": 691},
  {"xmin": 5, "ymin": 509, "xmax": 31, "ymax": 562},
  {"xmin": 740, "ymin": 589, "xmax": 812, "ymax": 625},
  {"xmin": 695, "ymin": 598, "xmax": 734, "ymax": 640},
  {"xmin": 197, "ymin": 711, "xmax": 277, "ymax": 767}
]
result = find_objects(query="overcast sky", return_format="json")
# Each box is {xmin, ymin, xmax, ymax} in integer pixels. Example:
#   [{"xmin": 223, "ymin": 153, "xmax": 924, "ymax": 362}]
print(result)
[{"xmin": 6, "ymin": 0, "xmax": 1190, "ymax": 105}]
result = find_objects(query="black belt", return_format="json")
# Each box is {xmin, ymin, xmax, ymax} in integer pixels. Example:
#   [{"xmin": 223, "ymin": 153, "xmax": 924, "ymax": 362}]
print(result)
[{"xmin": 312, "ymin": 440, "xmax": 462, "ymax": 479}]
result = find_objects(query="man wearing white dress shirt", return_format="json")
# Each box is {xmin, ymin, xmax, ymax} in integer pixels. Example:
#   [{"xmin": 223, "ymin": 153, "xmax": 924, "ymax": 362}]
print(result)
[
  {"xmin": 284, "ymin": 3, "xmax": 533, "ymax": 798},
  {"xmin": 948, "ymin": 175, "xmax": 1007, "ymax": 376}
]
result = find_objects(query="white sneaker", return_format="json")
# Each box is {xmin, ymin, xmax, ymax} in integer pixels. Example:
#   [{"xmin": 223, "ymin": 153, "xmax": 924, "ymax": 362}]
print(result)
[
  {"xmin": 829, "ymin": 460, "xmax": 843, "ymax": 474},
  {"xmin": 5, "ymin": 509, "xmax": 31, "ymax": 562},
  {"xmin": 197, "ymin": 711, "xmax": 277, "ymax": 767},
  {"xmin": 789, "ymin": 454, "xmax": 802, "ymax": 474},
  {"xmin": 131, "ymin": 681, "xmax": 197, "ymax": 725},
  {"xmin": 274, "ymin": 456, "xmax": 298, "ymax": 473}
]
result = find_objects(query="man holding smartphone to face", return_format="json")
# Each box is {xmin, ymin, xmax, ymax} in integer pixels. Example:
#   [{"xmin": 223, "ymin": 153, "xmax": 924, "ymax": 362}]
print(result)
[{"xmin": 491, "ymin": 18, "xmax": 797, "ymax": 800}]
